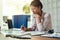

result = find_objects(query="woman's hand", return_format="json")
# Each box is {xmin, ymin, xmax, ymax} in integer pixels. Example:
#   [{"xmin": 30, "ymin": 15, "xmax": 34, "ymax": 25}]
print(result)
[
  {"xmin": 34, "ymin": 14, "xmax": 42, "ymax": 24},
  {"xmin": 21, "ymin": 25, "xmax": 27, "ymax": 31}
]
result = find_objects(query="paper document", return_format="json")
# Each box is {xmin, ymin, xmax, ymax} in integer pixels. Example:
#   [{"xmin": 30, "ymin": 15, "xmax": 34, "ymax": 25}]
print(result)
[
  {"xmin": 24, "ymin": 31, "xmax": 45, "ymax": 36},
  {"xmin": 31, "ymin": 31, "xmax": 45, "ymax": 35},
  {"xmin": 41, "ymin": 33, "xmax": 60, "ymax": 38}
]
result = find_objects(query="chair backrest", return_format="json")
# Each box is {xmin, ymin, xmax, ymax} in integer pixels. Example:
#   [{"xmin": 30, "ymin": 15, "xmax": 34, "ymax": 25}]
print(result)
[{"xmin": 12, "ymin": 15, "xmax": 30, "ymax": 28}]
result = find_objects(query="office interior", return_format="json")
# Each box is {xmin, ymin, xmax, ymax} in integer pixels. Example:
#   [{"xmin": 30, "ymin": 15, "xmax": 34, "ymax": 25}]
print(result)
[{"xmin": 0, "ymin": 0, "xmax": 60, "ymax": 40}]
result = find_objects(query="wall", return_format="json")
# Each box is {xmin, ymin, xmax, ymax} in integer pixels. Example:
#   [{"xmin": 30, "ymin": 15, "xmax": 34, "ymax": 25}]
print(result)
[
  {"xmin": 0, "ymin": 0, "xmax": 3, "ymax": 29},
  {"xmin": 3, "ymin": 0, "xmax": 32, "ymax": 19},
  {"xmin": 40, "ymin": 0, "xmax": 60, "ymax": 32}
]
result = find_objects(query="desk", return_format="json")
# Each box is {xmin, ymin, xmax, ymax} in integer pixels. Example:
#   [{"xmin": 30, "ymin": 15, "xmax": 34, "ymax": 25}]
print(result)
[
  {"xmin": 5, "ymin": 34, "xmax": 60, "ymax": 40},
  {"xmin": 2, "ymin": 29, "xmax": 60, "ymax": 40},
  {"xmin": 32, "ymin": 36, "xmax": 60, "ymax": 40}
]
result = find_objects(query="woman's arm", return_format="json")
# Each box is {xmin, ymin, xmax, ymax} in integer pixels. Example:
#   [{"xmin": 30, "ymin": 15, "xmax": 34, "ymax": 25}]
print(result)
[
  {"xmin": 21, "ymin": 16, "xmax": 37, "ymax": 31},
  {"xmin": 43, "ymin": 14, "xmax": 52, "ymax": 31}
]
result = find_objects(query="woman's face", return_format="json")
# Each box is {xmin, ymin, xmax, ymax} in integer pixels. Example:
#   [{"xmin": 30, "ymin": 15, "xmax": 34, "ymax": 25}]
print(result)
[{"xmin": 30, "ymin": 6, "xmax": 41, "ymax": 14}]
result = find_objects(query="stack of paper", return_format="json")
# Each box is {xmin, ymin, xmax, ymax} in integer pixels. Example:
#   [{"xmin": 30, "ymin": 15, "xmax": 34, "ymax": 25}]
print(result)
[
  {"xmin": 12, "ymin": 31, "xmax": 45, "ymax": 39},
  {"xmin": 14, "ymin": 34, "xmax": 31, "ymax": 39}
]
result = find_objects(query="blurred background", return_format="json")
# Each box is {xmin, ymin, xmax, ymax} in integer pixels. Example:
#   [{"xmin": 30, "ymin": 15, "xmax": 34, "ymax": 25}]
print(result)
[{"xmin": 0, "ymin": 0, "xmax": 60, "ymax": 33}]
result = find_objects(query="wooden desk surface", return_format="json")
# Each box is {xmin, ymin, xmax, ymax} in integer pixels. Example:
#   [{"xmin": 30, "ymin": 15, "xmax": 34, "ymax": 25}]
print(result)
[{"xmin": 31, "ymin": 36, "xmax": 60, "ymax": 40}]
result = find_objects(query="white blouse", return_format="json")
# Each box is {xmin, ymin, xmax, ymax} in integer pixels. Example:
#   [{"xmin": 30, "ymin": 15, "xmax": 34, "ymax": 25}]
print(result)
[{"xmin": 32, "ymin": 12, "xmax": 52, "ymax": 32}]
